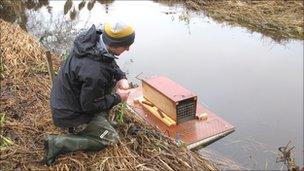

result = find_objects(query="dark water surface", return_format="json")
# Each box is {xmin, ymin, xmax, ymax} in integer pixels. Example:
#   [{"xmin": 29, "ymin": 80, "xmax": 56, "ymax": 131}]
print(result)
[{"xmin": 3, "ymin": 1, "xmax": 303, "ymax": 170}]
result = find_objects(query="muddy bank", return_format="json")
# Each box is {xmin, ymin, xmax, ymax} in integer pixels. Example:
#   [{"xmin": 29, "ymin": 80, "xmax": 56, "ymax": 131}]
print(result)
[
  {"xmin": 0, "ymin": 19, "xmax": 218, "ymax": 170},
  {"xmin": 158, "ymin": 0, "xmax": 304, "ymax": 42}
]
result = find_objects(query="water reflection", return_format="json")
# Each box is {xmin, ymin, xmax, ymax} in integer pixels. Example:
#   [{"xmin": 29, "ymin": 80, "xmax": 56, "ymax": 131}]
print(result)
[
  {"xmin": 0, "ymin": 0, "xmax": 195, "ymax": 54},
  {"xmin": 0, "ymin": 0, "xmax": 297, "ymax": 43},
  {"xmin": 0, "ymin": 0, "xmax": 115, "ymax": 55},
  {"xmin": 63, "ymin": 0, "xmax": 114, "ymax": 20},
  {"xmin": 0, "ymin": 0, "xmax": 50, "ymax": 30},
  {"xmin": 26, "ymin": 10, "xmax": 80, "ymax": 55},
  {"xmin": 0, "ymin": 0, "xmax": 114, "ymax": 30}
]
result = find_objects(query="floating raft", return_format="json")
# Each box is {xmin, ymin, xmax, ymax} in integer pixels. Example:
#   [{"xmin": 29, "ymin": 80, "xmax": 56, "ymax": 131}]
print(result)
[{"xmin": 127, "ymin": 86, "xmax": 235, "ymax": 149}]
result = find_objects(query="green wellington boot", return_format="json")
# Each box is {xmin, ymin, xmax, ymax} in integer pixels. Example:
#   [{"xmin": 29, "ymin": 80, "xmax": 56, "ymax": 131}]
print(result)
[{"xmin": 43, "ymin": 135, "xmax": 106, "ymax": 166}]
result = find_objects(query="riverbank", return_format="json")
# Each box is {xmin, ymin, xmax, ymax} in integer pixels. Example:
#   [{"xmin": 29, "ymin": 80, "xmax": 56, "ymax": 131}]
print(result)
[
  {"xmin": 158, "ymin": 0, "xmax": 304, "ymax": 42},
  {"xmin": 0, "ymin": 19, "xmax": 218, "ymax": 170}
]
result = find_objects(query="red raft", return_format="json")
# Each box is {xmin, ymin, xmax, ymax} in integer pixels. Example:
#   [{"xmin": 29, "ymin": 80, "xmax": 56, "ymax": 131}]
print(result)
[{"xmin": 127, "ymin": 76, "xmax": 235, "ymax": 149}]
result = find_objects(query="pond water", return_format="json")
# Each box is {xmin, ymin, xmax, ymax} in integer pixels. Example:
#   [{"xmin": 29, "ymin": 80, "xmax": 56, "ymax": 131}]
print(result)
[{"xmin": 2, "ymin": 0, "xmax": 303, "ymax": 170}]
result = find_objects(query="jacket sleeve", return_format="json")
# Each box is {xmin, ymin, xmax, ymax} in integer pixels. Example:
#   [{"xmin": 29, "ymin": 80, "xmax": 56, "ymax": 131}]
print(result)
[{"xmin": 79, "ymin": 72, "xmax": 121, "ymax": 113}]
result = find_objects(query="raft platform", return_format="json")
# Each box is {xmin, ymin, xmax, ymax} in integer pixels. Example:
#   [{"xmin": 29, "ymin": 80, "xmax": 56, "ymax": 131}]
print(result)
[{"xmin": 127, "ymin": 86, "xmax": 235, "ymax": 149}]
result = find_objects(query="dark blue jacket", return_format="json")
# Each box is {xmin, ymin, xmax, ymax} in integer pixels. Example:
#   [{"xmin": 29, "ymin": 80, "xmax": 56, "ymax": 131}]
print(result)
[{"xmin": 50, "ymin": 25, "xmax": 125, "ymax": 128}]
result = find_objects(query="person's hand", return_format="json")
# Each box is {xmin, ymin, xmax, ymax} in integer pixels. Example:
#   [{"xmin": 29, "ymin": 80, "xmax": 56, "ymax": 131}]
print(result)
[
  {"xmin": 116, "ymin": 79, "xmax": 129, "ymax": 90},
  {"xmin": 116, "ymin": 88, "xmax": 131, "ymax": 102}
]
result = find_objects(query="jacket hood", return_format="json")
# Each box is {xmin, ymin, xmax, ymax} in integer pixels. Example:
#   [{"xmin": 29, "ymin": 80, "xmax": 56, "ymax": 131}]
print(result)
[{"xmin": 72, "ymin": 25, "xmax": 117, "ymax": 61}]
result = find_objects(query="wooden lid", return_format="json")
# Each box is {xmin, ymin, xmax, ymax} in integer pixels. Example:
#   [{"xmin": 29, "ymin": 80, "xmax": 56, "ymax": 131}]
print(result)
[{"xmin": 142, "ymin": 76, "xmax": 196, "ymax": 102}]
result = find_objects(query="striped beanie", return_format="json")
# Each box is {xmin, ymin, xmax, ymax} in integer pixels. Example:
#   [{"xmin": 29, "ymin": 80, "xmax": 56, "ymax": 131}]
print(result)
[{"xmin": 102, "ymin": 21, "xmax": 135, "ymax": 47}]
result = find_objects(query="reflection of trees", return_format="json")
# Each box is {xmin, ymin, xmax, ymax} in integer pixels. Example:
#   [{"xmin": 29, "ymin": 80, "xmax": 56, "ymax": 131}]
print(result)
[
  {"xmin": 0, "ymin": 0, "xmax": 114, "ymax": 30},
  {"xmin": 0, "ymin": 0, "xmax": 50, "ymax": 31},
  {"xmin": 0, "ymin": 0, "xmax": 116, "ymax": 54},
  {"xmin": 26, "ymin": 11, "xmax": 82, "ymax": 55},
  {"xmin": 24, "ymin": 0, "xmax": 49, "ymax": 10},
  {"xmin": 64, "ymin": 0, "xmax": 114, "ymax": 20}
]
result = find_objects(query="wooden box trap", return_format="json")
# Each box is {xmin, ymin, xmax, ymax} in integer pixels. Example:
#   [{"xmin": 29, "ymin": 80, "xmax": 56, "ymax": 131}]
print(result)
[
  {"xmin": 128, "ymin": 76, "xmax": 235, "ymax": 149},
  {"xmin": 142, "ymin": 76, "xmax": 197, "ymax": 124}
]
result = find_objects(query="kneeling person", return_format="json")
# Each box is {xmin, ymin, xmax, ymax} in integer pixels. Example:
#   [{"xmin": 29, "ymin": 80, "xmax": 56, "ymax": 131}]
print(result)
[{"xmin": 44, "ymin": 21, "xmax": 135, "ymax": 165}]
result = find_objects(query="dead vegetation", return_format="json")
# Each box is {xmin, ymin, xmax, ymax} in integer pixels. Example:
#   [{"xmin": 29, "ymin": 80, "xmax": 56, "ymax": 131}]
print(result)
[
  {"xmin": 0, "ymin": 19, "xmax": 218, "ymax": 170},
  {"xmin": 159, "ymin": 0, "xmax": 304, "ymax": 42}
]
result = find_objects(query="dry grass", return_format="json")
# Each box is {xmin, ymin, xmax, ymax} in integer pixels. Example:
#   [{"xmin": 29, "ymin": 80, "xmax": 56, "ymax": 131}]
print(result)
[
  {"xmin": 0, "ymin": 19, "xmax": 218, "ymax": 170},
  {"xmin": 199, "ymin": 0, "xmax": 303, "ymax": 41},
  {"xmin": 159, "ymin": 0, "xmax": 304, "ymax": 42}
]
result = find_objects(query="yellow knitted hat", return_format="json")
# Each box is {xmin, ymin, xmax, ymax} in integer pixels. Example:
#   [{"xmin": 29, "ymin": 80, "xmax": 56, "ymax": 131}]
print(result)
[{"xmin": 102, "ymin": 22, "xmax": 135, "ymax": 47}]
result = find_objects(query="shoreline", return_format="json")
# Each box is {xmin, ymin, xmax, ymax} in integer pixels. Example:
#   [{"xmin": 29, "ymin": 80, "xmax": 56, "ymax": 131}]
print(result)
[{"xmin": 157, "ymin": 0, "xmax": 304, "ymax": 42}]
